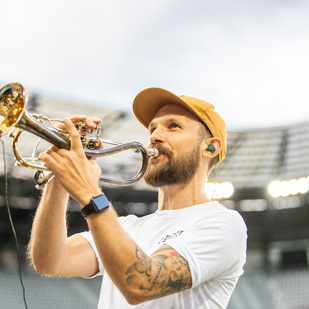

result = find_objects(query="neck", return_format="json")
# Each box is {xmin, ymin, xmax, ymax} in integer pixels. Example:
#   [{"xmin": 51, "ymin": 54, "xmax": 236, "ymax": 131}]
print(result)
[{"xmin": 157, "ymin": 173, "xmax": 212, "ymax": 211}]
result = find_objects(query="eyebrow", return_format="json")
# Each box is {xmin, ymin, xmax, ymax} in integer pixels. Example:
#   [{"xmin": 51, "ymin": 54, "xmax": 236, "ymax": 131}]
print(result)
[
  {"xmin": 148, "ymin": 121, "xmax": 155, "ymax": 131},
  {"xmin": 148, "ymin": 118, "xmax": 181, "ymax": 130}
]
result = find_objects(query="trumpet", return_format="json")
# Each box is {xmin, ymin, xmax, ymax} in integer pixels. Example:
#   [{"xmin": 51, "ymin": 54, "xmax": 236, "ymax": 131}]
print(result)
[{"xmin": 0, "ymin": 82, "xmax": 158, "ymax": 187}]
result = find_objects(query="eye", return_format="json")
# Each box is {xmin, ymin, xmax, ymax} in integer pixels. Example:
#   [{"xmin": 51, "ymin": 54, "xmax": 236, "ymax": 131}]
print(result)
[
  {"xmin": 170, "ymin": 123, "xmax": 180, "ymax": 129},
  {"xmin": 149, "ymin": 126, "xmax": 156, "ymax": 134}
]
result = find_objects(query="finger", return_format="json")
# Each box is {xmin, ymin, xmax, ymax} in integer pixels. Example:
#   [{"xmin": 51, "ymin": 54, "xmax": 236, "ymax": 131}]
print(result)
[
  {"xmin": 40, "ymin": 145, "xmax": 65, "ymax": 162},
  {"xmin": 57, "ymin": 116, "xmax": 102, "ymax": 130},
  {"xmin": 87, "ymin": 156, "xmax": 96, "ymax": 164},
  {"xmin": 55, "ymin": 115, "xmax": 88, "ymax": 130},
  {"xmin": 48, "ymin": 145, "xmax": 60, "ymax": 153},
  {"xmin": 69, "ymin": 115, "xmax": 88, "ymax": 123},
  {"xmin": 63, "ymin": 118, "xmax": 84, "ymax": 153},
  {"xmin": 85, "ymin": 117, "xmax": 102, "ymax": 129},
  {"xmin": 38, "ymin": 149, "xmax": 61, "ymax": 170},
  {"xmin": 96, "ymin": 138, "xmax": 103, "ymax": 150}
]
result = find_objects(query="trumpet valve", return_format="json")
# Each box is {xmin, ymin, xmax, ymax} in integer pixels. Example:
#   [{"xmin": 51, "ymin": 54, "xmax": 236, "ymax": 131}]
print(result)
[
  {"xmin": 75, "ymin": 121, "xmax": 101, "ymax": 150},
  {"xmin": 85, "ymin": 138, "xmax": 100, "ymax": 150}
]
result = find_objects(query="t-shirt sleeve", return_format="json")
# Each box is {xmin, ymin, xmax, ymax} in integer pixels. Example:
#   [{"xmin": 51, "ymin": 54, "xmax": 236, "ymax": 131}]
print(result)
[
  {"xmin": 164, "ymin": 210, "xmax": 247, "ymax": 288},
  {"xmin": 76, "ymin": 231, "xmax": 105, "ymax": 277},
  {"xmin": 75, "ymin": 215, "xmax": 139, "ymax": 278}
]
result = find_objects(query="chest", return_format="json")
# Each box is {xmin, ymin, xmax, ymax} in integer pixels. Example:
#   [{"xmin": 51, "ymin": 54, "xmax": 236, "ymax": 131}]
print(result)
[{"xmin": 122, "ymin": 214, "xmax": 195, "ymax": 254}]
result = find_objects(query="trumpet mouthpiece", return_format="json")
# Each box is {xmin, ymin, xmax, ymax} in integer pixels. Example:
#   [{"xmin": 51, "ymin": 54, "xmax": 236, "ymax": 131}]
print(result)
[{"xmin": 147, "ymin": 148, "xmax": 159, "ymax": 158}]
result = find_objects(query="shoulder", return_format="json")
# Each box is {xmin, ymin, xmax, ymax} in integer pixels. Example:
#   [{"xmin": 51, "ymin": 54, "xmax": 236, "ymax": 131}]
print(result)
[
  {"xmin": 188, "ymin": 202, "xmax": 246, "ymax": 228},
  {"xmin": 209, "ymin": 202, "xmax": 247, "ymax": 238},
  {"xmin": 117, "ymin": 213, "xmax": 157, "ymax": 235},
  {"xmin": 118, "ymin": 213, "xmax": 155, "ymax": 225},
  {"xmin": 184, "ymin": 202, "xmax": 247, "ymax": 248}
]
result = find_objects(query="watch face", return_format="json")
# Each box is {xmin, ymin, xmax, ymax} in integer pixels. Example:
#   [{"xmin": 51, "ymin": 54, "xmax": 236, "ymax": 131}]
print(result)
[
  {"xmin": 81, "ymin": 194, "xmax": 110, "ymax": 218},
  {"xmin": 92, "ymin": 194, "xmax": 110, "ymax": 212}
]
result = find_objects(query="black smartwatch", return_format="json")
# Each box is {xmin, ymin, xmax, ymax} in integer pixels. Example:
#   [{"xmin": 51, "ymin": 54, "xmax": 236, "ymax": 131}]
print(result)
[{"xmin": 81, "ymin": 194, "xmax": 110, "ymax": 218}]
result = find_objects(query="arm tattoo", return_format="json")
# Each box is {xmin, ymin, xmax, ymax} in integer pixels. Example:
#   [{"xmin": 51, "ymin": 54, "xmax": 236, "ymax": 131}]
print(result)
[{"xmin": 125, "ymin": 245, "xmax": 192, "ymax": 299}]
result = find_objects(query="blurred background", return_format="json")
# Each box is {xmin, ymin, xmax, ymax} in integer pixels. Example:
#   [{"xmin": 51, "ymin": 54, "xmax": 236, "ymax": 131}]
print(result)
[{"xmin": 1, "ymin": 0, "xmax": 309, "ymax": 308}]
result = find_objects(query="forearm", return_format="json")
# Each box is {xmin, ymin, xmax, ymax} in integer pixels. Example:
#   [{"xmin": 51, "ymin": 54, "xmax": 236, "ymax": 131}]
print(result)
[
  {"xmin": 29, "ymin": 178, "xmax": 70, "ymax": 274},
  {"xmin": 86, "ymin": 209, "xmax": 141, "ymax": 302},
  {"xmin": 86, "ymin": 208, "xmax": 191, "ymax": 305}
]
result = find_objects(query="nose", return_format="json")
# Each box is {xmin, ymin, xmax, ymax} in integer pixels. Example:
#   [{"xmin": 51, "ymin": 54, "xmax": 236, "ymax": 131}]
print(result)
[{"xmin": 149, "ymin": 127, "xmax": 165, "ymax": 145}]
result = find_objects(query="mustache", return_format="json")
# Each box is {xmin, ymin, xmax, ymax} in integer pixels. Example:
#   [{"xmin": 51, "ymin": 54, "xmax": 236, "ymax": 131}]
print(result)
[{"xmin": 150, "ymin": 143, "xmax": 173, "ymax": 158}]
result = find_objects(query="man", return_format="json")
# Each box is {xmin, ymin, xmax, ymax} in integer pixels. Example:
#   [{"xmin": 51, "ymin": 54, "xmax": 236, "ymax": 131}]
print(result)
[{"xmin": 28, "ymin": 87, "xmax": 247, "ymax": 308}]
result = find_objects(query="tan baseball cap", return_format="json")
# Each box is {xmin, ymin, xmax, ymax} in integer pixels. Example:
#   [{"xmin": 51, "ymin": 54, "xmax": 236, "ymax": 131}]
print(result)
[{"xmin": 133, "ymin": 87, "xmax": 226, "ymax": 164}]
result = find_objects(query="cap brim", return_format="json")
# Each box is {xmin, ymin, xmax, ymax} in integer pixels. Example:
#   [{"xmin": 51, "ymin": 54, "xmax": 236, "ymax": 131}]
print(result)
[{"xmin": 133, "ymin": 87, "xmax": 193, "ymax": 128}]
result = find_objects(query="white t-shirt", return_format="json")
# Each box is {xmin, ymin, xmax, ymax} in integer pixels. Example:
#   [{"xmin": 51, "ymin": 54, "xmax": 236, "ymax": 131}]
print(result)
[{"xmin": 78, "ymin": 201, "xmax": 247, "ymax": 309}]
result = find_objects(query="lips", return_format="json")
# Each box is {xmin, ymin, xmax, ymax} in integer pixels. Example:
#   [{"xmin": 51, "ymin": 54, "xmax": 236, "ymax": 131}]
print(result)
[
  {"xmin": 151, "ymin": 145, "xmax": 170, "ymax": 156},
  {"xmin": 148, "ymin": 144, "xmax": 172, "ymax": 166}
]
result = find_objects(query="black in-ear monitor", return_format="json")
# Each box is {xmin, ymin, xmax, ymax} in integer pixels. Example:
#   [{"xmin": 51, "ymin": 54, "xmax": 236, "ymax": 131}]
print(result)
[{"xmin": 206, "ymin": 143, "xmax": 216, "ymax": 153}]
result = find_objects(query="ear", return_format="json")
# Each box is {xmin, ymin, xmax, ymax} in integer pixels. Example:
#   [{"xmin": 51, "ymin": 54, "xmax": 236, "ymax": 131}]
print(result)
[{"xmin": 202, "ymin": 137, "xmax": 222, "ymax": 159}]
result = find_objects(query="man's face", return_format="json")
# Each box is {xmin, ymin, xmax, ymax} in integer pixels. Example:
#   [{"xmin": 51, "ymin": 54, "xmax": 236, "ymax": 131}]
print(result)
[{"xmin": 144, "ymin": 104, "xmax": 204, "ymax": 187}]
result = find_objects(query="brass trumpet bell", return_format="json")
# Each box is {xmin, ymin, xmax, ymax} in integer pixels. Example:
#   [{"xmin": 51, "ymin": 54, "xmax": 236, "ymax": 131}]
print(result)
[{"xmin": 0, "ymin": 82, "xmax": 27, "ymax": 137}]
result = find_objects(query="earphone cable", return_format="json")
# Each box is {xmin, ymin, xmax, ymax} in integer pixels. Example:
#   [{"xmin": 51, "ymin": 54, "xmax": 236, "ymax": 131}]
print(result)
[
  {"xmin": 0, "ymin": 138, "xmax": 28, "ymax": 309},
  {"xmin": 213, "ymin": 156, "xmax": 219, "ymax": 201}
]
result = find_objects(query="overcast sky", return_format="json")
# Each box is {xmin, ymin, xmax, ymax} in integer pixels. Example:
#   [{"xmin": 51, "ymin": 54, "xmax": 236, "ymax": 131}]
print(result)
[{"xmin": 1, "ymin": 0, "xmax": 308, "ymax": 130}]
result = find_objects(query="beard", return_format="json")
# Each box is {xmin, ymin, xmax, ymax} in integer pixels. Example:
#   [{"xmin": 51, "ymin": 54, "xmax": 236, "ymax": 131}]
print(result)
[{"xmin": 144, "ymin": 142, "xmax": 201, "ymax": 187}]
